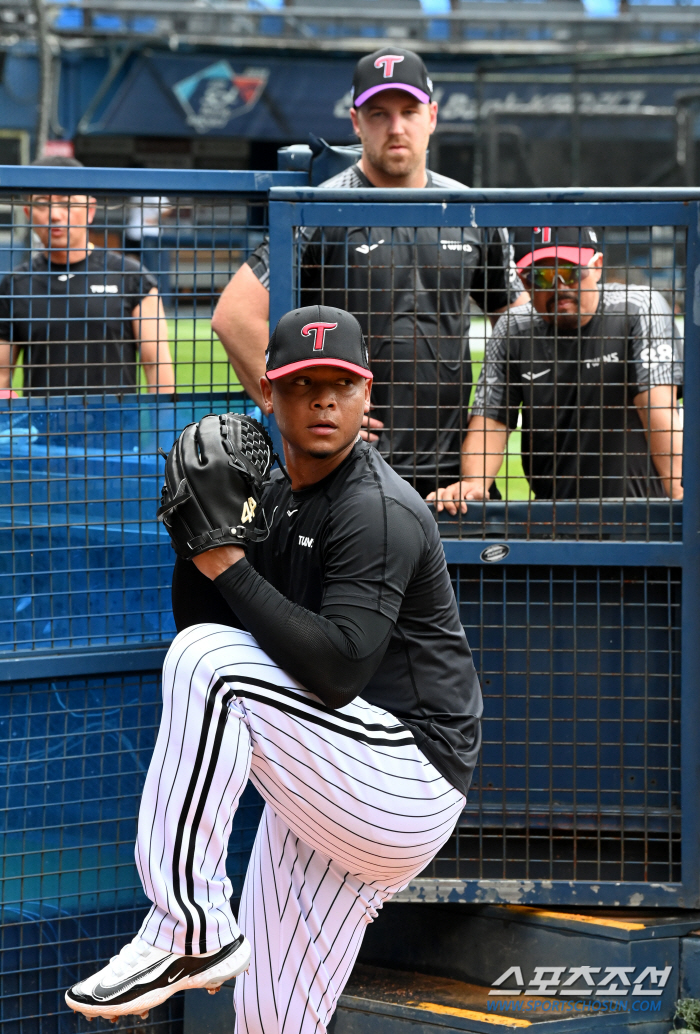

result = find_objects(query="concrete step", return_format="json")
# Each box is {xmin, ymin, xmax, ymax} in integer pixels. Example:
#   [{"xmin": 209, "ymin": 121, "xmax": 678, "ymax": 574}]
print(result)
[
  {"xmin": 183, "ymin": 904, "xmax": 700, "ymax": 1034},
  {"xmin": 331, "ymin": 964, "xmax": 672, "ymax": 1034}
]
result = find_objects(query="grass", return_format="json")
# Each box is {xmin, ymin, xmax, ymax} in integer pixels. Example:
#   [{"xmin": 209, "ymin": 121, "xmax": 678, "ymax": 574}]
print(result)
[
  {"xmin": 163, "ymin": 318, "xmax": 242, "ymax": 393},
  {"xmin": 9, "ymin": 318, "xmax": 242, "ymax": 395}
]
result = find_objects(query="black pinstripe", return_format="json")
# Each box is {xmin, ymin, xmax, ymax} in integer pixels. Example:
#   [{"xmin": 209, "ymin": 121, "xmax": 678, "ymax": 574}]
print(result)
[
  {"xmin": 171, "ymin": 677, "xmax": 232, "ymax": 953},
  {"xmin": 135, "ymin": 626, "xmax": 466, "ymax": 1033}
]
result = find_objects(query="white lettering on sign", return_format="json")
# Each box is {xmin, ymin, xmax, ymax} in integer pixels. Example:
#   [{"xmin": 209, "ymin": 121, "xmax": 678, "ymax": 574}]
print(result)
[{"xmin": 489, "ymin": 965, "xmax": 674, "ymax": 998}]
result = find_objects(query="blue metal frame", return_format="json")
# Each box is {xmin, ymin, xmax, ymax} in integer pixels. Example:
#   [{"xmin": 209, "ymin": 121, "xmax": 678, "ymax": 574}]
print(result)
[
  {"xmin": 268, "ymin": 189, "xmax": 700, "ymax": 908},
  {"xmin": 0, "ymin": 166, "xmax": 308, "ymax": 194}
]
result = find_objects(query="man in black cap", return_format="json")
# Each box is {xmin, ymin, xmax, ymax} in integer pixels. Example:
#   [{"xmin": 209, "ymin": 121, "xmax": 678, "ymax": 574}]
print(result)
[
  {"xmin": 429, "ymin": 226, "xmax": 684, "ymax": 510},
  {"xmin": 0, "ymin": 156, "xmax": 174, "ymax": 395},
  {"xmin": 67, "ymin": 304, "xmax": 482, "ymax": 1031},
  {"xmin": 212, "ymin": 47, "xmax": 523, "ymax": 499}
]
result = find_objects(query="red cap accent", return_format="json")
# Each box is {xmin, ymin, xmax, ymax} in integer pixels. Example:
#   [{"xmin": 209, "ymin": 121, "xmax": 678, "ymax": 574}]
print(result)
[
  {"xmin": 266, "ymin": 358, "xmax": 373, "ymax": 381},
  {"xmin": 516, "ymin": 246, "xmax": 597, "ymax": 270}
]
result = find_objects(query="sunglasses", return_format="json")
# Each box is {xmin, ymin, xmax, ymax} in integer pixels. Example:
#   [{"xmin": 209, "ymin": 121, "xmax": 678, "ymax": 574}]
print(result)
[{"xmin": 519, "ymin": 264, "xmax": 588, "ymax": 291}]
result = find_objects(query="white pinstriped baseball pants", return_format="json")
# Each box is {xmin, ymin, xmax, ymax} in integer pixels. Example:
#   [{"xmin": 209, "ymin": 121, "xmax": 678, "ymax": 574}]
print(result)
[{"xmin": 135, "ymin": 624, "xmax": 466, "ymax": 1034}]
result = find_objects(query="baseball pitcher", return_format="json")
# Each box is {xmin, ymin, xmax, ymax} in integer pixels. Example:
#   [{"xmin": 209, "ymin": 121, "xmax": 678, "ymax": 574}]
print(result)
[{"xmin": 66, "ymin": 304, "xmax": 482, "ymax": 1033}]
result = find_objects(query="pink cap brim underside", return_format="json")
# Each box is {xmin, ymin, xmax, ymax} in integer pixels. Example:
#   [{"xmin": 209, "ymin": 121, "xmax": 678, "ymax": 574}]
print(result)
[
  {"xmin": 353, "ymin": 83, "xmax": 430, "ymax": 108},
  {"xmin": 266, "ymin": 358, "xmax": 374, "ymax": 380},
  {"xmin": 516, "ymin": 246, "xmax": 597, "ymax": 269}
]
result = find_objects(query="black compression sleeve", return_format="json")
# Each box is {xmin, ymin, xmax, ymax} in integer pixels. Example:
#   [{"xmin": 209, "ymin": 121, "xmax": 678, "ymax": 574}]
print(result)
[
  {"xmin": 172, "ymin": 556, "xmax": 245, "ymax": 632},
  {"xmin": 213, "ymin": 559, "xmax": 394, "ymax": 709}
]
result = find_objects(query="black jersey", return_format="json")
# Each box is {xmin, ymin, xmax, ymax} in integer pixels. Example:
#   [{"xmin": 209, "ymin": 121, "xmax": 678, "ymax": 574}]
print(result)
[
  {"xmin": 0, "ymin": 248, "xmax": 157, "ymax": 394},
  {"xmin": 239, "ymin": 440, "xmax": 482, "ymax": 796},
  {"xmin": 472, "ymin": 286, "xmax": 684, "ymax": 499},
  {"xmin": 247, "ymin": 164, "xmax": 519, "ymax": 495}
]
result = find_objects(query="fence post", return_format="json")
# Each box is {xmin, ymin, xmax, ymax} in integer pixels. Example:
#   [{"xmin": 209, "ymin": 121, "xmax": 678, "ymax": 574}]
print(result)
[
  {"xmin": 681, "ymin": 202, "xmax": 700, "ymax": 907},
  {"xmin": 268, "ymin": 199, "xmax": 296, "ymax": 329}
]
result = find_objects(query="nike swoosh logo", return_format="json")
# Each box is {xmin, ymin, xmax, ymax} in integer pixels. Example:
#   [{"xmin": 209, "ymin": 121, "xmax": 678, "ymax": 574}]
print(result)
[
  {"xmin": 69, "ymin": 935, "xmax": 246, "ymax": 1007},
  {"xmin": 522, "ymin": 369, "xmax": 551, "ymax": 380},
  {"xmin": 287, "ymin": 509, "xmax": 298, "ymax": 517},
  {"xmin": 90, "ymin": 957, "xmax": 171, "ymax": 1002}
]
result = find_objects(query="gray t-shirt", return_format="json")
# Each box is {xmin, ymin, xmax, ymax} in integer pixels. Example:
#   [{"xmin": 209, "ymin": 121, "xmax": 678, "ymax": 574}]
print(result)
[{"xmin": 471, "ymin": 285, "xmax": 683, "ymax": 499}]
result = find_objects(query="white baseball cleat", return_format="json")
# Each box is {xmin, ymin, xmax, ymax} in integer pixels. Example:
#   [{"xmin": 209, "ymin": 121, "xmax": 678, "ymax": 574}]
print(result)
[{"xmin": 65, "ymin": 932, "xmax": 251, "ymax": 1020}]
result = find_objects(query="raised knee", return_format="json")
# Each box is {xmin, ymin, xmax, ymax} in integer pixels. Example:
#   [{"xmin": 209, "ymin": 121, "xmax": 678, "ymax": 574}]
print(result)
[{"xmin": 165, "ymin": 623, "xmax": 255, "ymax": 674}]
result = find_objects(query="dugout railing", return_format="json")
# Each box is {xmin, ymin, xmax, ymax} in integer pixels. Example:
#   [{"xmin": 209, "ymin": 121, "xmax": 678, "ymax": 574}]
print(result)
[{"xmin": 0, "ymin": 168, "xmax": 697, "ymax": 1033}]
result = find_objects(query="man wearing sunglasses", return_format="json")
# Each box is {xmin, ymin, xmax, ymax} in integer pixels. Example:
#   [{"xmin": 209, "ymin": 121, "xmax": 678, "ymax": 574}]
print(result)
[{"xmin": 428, "ymin": 225, "xmax": 684, "ymax": 510}]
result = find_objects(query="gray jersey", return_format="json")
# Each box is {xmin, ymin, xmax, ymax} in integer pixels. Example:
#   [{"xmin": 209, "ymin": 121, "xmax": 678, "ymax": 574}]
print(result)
[{"xmin": 472, "ymin": 284, "xmax": 683, "ymax": 499}]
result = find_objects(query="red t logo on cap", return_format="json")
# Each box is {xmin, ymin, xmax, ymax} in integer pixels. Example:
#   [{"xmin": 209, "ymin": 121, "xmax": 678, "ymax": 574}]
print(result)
[
  {"xmin": 534, "ymin": 227, "xmax": 552, "ymax": 243},
  {"xmin": 301, "ymin": 321, "xmax": 338, "ymax": 351},
  {"xmin": 374, "ymin": 54, "xmax": 404, "ymax": 78}
]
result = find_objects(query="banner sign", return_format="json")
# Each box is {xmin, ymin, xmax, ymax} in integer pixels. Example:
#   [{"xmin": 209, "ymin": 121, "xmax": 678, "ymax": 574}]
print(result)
[{"xmin": 97, "ymin": 53, "xmax": 693, "ymax": 141}]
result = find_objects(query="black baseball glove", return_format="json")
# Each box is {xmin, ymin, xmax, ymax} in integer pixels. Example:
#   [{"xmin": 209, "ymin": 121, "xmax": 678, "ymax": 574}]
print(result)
[{"xmin": 156, "ymin": 412, "xmax": 275, "ymax": 559}]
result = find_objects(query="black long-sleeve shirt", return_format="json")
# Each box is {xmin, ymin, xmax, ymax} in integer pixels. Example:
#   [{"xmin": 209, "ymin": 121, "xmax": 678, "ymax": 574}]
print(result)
[{"xmin": 172, "ymin": 441, "xmax": 482, "ymax": 797}]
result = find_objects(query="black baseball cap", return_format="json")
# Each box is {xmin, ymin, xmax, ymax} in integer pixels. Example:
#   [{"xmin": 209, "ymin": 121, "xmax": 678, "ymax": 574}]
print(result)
[
  {"xmin": 351, "ymin": 47, "xmax": 433, "ymax": 109},
  {"xmin": 265, "ymin": 305, "xmax": 373, "ymax": 381},
  {"xmin": 512, "ymin": 226, "xmax": 601, "ymax": 269}
]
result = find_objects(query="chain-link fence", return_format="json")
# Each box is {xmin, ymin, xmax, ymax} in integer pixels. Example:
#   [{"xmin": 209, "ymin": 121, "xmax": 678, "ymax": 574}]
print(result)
[
  {"xmin": 271, "ymin": 200, "xmax": 684, "ymax": 538},
  {"xmin": 268, "ymin": 187, "xmax": 698, "ymax": 909},
  {"xmin": 0, "ymin": 166, "xmax": 303, "ymax": 1034},
  {"xmin": 0, "ymin": 185, "xmax": 272, "ymax": 653},
  {"xmin": 0, "ymin": 169, "xmax": 698, "ymax": 1032}
]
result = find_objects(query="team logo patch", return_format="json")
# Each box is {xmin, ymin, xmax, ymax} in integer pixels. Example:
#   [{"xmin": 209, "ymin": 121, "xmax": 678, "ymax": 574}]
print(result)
[
  {"xmin": 301, "ymin": 321, "xmax": 338, "ymax": 351},
  {"xmin": 173, "ymin": 60, "xmax": 269, "ymax": 133},
  {"xmin": 374, "ymin": 55, "xmax": 404, "ymax": 78},
  {"xmin": 480, "ymin": 543, "xmax": 510, "ymax": 563}
]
